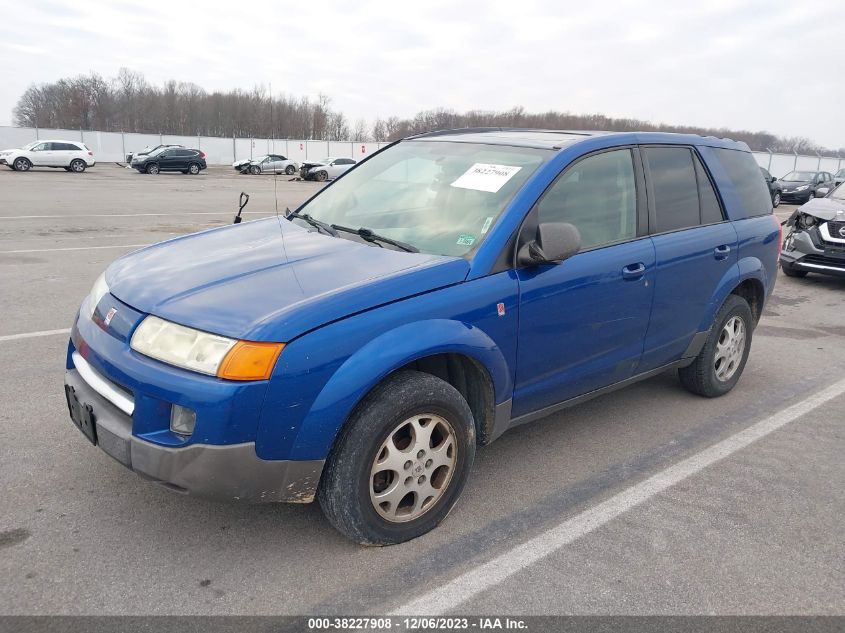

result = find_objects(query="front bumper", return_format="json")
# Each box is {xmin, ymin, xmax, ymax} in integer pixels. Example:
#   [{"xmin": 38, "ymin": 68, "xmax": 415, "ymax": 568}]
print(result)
[
  {"xmin": 780, "ymin": 227, "xmax": 845, "ymax": 277},
  {"xmin": 64, "ymin": 363, "xmax": 324, "ymax": 503},
  {"xmin": 781, "ymin": 190, "xmax": 813, "ymax": 203}
]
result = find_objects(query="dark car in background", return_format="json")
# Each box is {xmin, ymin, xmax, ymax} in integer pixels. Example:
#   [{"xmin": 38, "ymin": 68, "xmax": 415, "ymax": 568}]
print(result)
[
  {"xmin": 126, "ymin": 144, "xmax": 183, "ymax": 164},
  {"xmin": 132, "ymin": 147, "xmax": 207, "ymax": 175},
  {"xmin": 760, "ymin": 167, "xmax": 782, "ymax": 207},
  {"xmin": 779, "ymin": 170, "xmax": 835, "ymax": 204}
]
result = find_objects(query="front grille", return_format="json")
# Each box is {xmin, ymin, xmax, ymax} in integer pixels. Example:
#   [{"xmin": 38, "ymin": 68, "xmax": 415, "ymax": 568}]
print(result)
[
  {"xmin": 802, "ymin": 254, "xmax": 845, "ymax": 269},
  {"xmin": 827, "ymin": 221, "xmax": 845, "ymax": 238}
]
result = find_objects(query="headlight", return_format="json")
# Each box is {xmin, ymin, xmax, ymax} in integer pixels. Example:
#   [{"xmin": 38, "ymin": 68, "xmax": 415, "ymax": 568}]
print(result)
[
  {"xmin": 83, "ymin": 272, "xmax": 110, "ymax": 320},
  {"xmin": 130, "ymin": 315, "xmax": 284, "ymax": 380},
  {"xmin": 798, "ymin": 214, "xmax": 816, "ymax": 229},
  {"xmin": 796, "ymin": 185, "xmax": 809, "ymax": 191}
]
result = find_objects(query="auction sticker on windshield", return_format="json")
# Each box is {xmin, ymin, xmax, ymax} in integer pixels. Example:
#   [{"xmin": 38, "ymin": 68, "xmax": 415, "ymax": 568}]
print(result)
[{"xmin": 451, "ymin": 163, "xmax": 522, "ymax": 193}]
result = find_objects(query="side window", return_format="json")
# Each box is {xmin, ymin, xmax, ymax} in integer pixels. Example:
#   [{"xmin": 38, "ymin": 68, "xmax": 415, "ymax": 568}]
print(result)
[
  {"xmin": 693, "ymin": 153, "xmax": 724, "ymax": 224},
  {"xmin": 32, "ymin": 142, "xmax": 49, "ymax": 151},
  {"xmin": 707, "ymin": 148, "xmax": 772, "ymax": 217},
  {"xmin": 536, "ymin": 149, "xmax": 637, "ymax": 250},
  {"xmin": 643, "ymin": 147, "xmax": 700, "ymax": 233}
]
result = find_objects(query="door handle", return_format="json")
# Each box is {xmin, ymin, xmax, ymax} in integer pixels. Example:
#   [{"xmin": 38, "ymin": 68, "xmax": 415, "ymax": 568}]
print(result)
[
  {"xmin": 622, "ymin": 262, "xmax": 646, "ymax": 280},
  {"xmin": 714, "ymin": 244, "xmax": 731, "ymax": 260}
]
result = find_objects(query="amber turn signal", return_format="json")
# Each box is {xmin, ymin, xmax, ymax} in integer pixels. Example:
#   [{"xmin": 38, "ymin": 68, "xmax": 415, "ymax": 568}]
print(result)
[{"xmin": 217, "ymin": 341, "xmax": 285, "ymax": 381}]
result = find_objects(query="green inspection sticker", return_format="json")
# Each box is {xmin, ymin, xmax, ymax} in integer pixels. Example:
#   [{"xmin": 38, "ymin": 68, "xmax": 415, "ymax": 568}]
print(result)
[{"xmin": 457, "ymin": 234, "xmax": 476, "ymax": 246}]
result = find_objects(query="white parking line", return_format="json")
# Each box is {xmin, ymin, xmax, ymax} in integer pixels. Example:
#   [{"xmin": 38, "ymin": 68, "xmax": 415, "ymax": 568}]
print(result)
[
  {"xmin": 1, "ymin": 244, "xmax": 149, "ymax": 254},
  {"xmin": 1, "ymin": 211, "xmax": 270, "ymax": 219},
  {"xmin": 0, "ymin": 328, "xmax": 71, "ymax": 342},
  {"xmin": 391, "ymin": 377, "xmax": 845, "ymax": 615}
]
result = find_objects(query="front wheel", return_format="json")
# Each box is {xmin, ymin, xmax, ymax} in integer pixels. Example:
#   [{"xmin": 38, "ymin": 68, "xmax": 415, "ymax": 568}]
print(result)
[
  {"xmin": 772, "ymin": 192, "xmax": 780, "ymax": 207},
  {"xmin": 318, "ymin": 371, "xmax": 476, "ymax": 545},
  {"xmin": 146, "ymin": 163, "xmax": 159, "ymax": 175},
  {"xmin": 13, "ymin": 157, "xmax": 31, "ymax": 171},
  {"xmin": 69, "ymin": 159, "xmax": 86, "ymax": 173},
  {"xmin": 250, "ymin": 165, "xmax": 261, "ymax": 175},
  {"xmin": 781, "ymin": 262, "xmax": 808, "ymax": 278},
  {"xmin": 678, "ymin": 295, "xmax": 753, "ymax": 398},
  {"xmin": 315, "ymin": 170, "xmax": 328, "ymax": 182}
]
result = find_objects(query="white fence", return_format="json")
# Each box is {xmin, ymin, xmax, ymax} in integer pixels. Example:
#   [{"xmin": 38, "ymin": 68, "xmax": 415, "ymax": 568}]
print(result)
[
  {"xmin": 0, "ymin": 126, "xmax": 389, "ymax": 166},
  {"xmin": 0, "ymin": 125, "xmax": 842, "ymax": 175}
]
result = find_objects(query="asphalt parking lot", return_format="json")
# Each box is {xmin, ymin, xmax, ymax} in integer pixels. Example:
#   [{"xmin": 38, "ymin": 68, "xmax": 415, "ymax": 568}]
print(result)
[{"xmin": 0, "ymin": 165, "xmax": 843, "ymax": 616}]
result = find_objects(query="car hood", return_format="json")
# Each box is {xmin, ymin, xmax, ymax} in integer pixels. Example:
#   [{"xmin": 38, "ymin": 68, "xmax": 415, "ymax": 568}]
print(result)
[
  {"xmin": 106, "ymin": 217, "xmax": 469, "ymax": 342},
  {"xmin": 302, "ymin": 161, "xmax": 327, "ymax": 169},
  {"xmin": 233, "ymin": 159, "xmax": 256, "ymax": 167},
  {"xmin": 799, "ymin": 197, "xmax": 845, "ymax": 220}
]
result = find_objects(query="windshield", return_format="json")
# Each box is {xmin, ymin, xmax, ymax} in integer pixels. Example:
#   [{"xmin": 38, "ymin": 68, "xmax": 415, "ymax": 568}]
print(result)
[
  {"xmin": 782, "ymin": 171, "xmax": 816, "ymax": 182},
  {"xmin": 836, "ymin": 169, "xmax": 845, "ymax": 177},
  {"xmin": 830, "ymin": 183, "xmax": 845, "ymax": 200},
  {"xmin": 296, "ymin": 140, "xmax": 549, "ymax": 257},
  {"xmin": 22, "ymin": 141, "xmax": 39, "ymax": 150}
]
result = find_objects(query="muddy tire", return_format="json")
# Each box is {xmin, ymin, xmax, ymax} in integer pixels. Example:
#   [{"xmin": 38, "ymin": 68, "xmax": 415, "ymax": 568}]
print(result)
[
  {"xmin": 679, "ymin": 295, "xmax": 753, "ymax": 398},
  {"xmin": 318, "ymin": 371, "xmax": 476, "ymax": 545}
]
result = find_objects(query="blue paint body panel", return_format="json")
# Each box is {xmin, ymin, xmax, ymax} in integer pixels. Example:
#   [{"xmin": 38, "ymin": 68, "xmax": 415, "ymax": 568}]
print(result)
[{"xmin": 66, "ymin": 130, "xmax": 779, "ymax": 468}]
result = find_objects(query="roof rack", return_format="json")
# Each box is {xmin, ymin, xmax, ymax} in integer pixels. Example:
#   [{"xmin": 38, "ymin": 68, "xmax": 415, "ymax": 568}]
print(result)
[{"xmin": 409, "ymin": 127, "xmax": 595, "ymax": 139}]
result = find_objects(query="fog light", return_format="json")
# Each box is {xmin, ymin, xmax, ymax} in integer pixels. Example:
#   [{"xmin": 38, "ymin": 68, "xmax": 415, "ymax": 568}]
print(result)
[{"xmin": 170, "ymin": 405, "xmax": 196, "ymax": 436}]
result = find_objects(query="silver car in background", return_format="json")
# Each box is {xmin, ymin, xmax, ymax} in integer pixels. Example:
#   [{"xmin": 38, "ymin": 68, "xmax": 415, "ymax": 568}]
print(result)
[
  {"xmin": 300, "ymin": 157, "xmax": 357, "ymax": 181},
  {"xmin": 233, "ymin": 154, "xmax": 299, "ymax": 175}
]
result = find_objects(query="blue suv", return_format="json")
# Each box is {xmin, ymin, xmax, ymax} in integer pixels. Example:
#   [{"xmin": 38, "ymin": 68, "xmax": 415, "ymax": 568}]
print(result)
[{"xmin": 64, "ymin": 129, "xmax": 780, "ymax": 544}]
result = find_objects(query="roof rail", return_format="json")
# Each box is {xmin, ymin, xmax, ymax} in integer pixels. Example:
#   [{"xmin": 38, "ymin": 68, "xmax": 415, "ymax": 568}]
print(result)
[{"xmin": 408, "ymin": 127, "xmax": 595, "ymax": 139}]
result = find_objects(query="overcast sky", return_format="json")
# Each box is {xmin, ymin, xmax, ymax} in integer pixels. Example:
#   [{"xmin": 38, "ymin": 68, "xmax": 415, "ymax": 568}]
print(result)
[{"xmin": 2, "ymin": 0, "xmax": 843, "ymax": 148}]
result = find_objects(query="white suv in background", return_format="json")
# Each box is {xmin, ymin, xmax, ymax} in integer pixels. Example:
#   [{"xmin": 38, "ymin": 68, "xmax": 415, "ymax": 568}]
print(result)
[{"xmin": 0, "ymin": 140, "xmax": 96, "ymax": 172}]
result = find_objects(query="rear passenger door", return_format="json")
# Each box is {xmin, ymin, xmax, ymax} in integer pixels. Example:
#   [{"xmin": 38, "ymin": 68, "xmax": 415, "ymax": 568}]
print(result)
[
  {"xmin": 637, "ymin": 146, "xmax": 738, "ymax": 372},
  {"xmin": 513, "ymin": 147, "xmax": 655, "ymax": 416}
]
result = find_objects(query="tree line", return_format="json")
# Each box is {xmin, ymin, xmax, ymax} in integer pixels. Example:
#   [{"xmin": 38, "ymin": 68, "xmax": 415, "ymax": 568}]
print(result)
[{"xmin": 12, "ymin": 70, "xmax": 842, "ymax": 155}]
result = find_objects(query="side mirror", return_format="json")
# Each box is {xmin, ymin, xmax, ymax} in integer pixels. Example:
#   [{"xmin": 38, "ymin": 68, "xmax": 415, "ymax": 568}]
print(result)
[
  {"xmin": 770, "ymin": 176, "xmax": 777, "ymax": 183},
  {"xmin": 517, "ymin": 222, "xmax": 581, "ymax": 267}
]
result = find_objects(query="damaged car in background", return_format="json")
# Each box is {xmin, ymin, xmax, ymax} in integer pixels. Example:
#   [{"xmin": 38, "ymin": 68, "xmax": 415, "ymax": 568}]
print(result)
[
  {"xmin": 233, "ymin": 154, "xmax": 299, "ymax": 175},
  {"xmin": 299, "ymin": 157, "xmax": 357, "ymax": 181},
  {"xmin": 780, "ymin": 182, "xmax": 845, "ymax": 278}
]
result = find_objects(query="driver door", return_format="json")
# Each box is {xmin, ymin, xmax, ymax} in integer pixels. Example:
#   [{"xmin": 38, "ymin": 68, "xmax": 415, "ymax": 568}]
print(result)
[
  {"xmin": 29, "ymin": 142, "xmax": 53, "ymax": 166},
  {"xmin": 513, "ymin": 147, "xmax": 655, "ymax": 418}
]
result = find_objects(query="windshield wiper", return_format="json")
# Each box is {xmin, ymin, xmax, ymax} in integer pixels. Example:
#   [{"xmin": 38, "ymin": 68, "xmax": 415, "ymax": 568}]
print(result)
[
  {"xmin": 331, "ymin": 224, "xmax": 419, "ymax": 253},
  {"xmin": 285, "ymin": 209, "xmax": 338, "ymax": 237}
]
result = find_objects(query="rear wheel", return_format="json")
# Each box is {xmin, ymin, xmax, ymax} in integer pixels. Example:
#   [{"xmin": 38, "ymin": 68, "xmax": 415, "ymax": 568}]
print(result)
[
  {"xmin": 679, "ymin": 295, "xmax": 753, "ymax": 398},
  {"xmin": 188, "ymin": 163, "xmax": 200, "ymax": 175},
  {"xmin": 69, "ymin": 159, "xmax": 86, "ymax": 173},
  {"xmin": 318, "ymin": 371, "xmax": 476, "ymax": 545},
  {"xmin": 285, "ymin": 164, "xmax": 296, "ymax": 175},
  {"xmin": 13, "ymin": 157, "xmax": 31, "ymax": 171},
  {"xmin": 781, "ymin": 262, "xmax": 808, "ymax": 278},
  {"xmin": 146, "ymin": 163, "xmax": 159, "ymax": 175}
]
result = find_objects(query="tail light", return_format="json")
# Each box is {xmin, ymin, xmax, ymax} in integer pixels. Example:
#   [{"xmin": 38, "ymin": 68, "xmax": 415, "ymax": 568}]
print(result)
[
  {"xmin": 87, "ymin": 151, "xmax": 94, "ymax": 156},
  {"xmin": 199, "ymin": 151, "xmax": 206, "ymax": 159}
]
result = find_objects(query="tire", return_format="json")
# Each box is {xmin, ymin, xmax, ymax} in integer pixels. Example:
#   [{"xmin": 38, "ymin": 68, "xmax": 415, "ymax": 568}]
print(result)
[
  {"xmin": 315, "ymin": 170, "xmax": 328, "ymax": 182},
  {"xmin": 69, "ymin": 159, "xmax": 86, "ymax": 173},
  {"xmin": 250, "ymin": 165, "xmax": 261, "ymax": 175},
  {"xmin": 13, "ymin": 157, "xmax": 31, "ymax": 172},
  {"xmin": 318, "ymin": 370, "xmax": 476, "ymax": 546},
  {"xmin": 781, "ymin": 262, "xmax": 808, "ymax": 278},
  {"xmin": 146, "ymin": 163, "xmax": 159, "ymax": 175},
  {"xmin": 285, "ymin": 164, "xmax": 296, "ymax": 175},
  {"xmin": 772, "ymin": 192, "xmax": 780, "ymax": 208},
  {"xmin": 678, "ymin": 295, "xmax": 753, "ymax": 398},
  {"xmin": 188, "ymin": 163, "xmax": 200, "ymax": 175}
]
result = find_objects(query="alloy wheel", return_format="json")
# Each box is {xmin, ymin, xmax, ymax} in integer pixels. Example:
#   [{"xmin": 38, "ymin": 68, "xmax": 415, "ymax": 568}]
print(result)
[
  {"xmin": 714, "ymin": 316, "xmax": 746, "ymax": 382},
  {"xmin": 370, "ymin": 414, "xmax": 457, "ymax": 523}
]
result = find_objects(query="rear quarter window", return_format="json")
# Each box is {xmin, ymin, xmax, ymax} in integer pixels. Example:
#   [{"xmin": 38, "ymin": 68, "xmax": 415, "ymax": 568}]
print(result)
[{"xmin": 707, "ymin": 148, "xmax": 772, "ymax": 218}]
